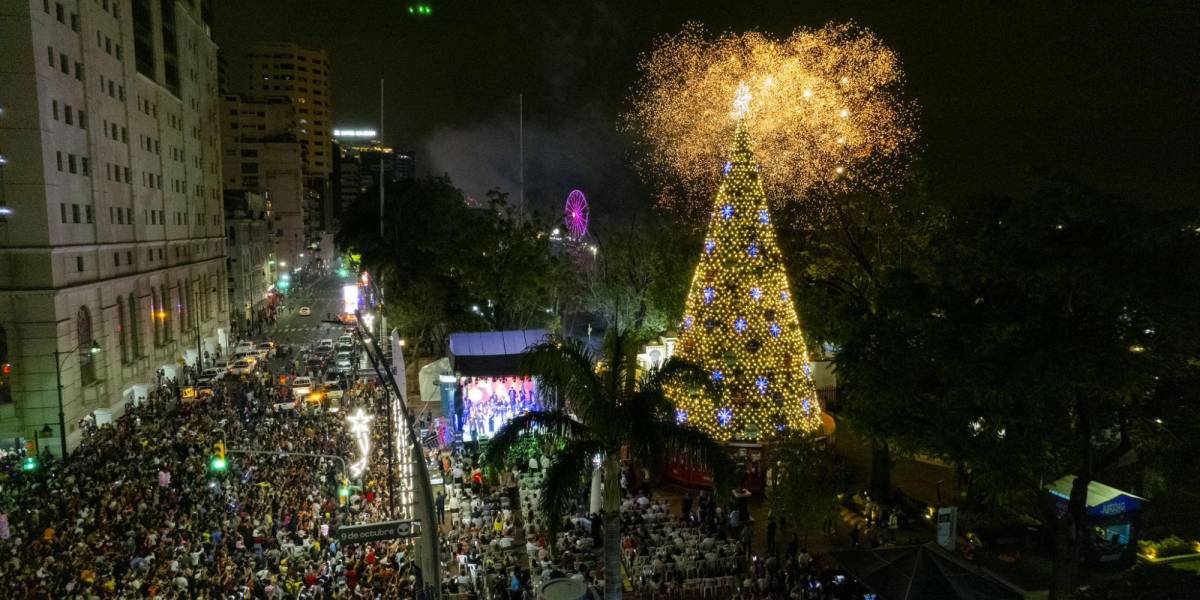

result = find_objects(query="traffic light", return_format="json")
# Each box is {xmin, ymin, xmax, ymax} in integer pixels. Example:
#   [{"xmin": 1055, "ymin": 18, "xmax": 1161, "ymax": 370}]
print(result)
[
  {"xmin": 209, "ymin": 441, "xmax": 228, "ymax": 472},
  {"xmin": 337, "ymin": 268, "xmax": 348, "ymax": 278},
  {"xmin": 21, "ymin": 455, "xmax": 38, "ymax": 472},
  {"xmin": 338, "ymin": 477, "xmax": 351, "ymax": 505},
  {"xmin": 408, "ymin": 4, "xmax": 432, "ymax": 16}
]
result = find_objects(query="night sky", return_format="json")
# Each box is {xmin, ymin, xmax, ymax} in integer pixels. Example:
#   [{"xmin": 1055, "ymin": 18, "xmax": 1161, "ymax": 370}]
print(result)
[{"xmin": 214, "ymin": 0, "xmax": 1199, "ymax": 219}]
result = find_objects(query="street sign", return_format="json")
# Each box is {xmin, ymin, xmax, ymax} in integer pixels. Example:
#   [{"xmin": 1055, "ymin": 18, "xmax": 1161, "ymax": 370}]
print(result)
[
  {"xmin": 337, "ymin": 520, "xmax": 419, "ymax": 545},
  {"xmin": 936, "ymin": 506, "xmax": 957, "ymax": 551}
]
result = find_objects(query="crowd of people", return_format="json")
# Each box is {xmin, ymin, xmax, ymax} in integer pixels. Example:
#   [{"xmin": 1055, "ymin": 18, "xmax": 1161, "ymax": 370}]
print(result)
[
  {"xmin": 0, "ymin": 337, "xmax": 881, "ymax": 599},
  {"xmin": 0, "ymin": 357, "xmax": 430, "ymax": 599}
]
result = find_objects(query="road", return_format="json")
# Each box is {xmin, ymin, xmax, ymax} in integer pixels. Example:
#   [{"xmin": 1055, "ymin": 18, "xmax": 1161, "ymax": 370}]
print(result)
[{"xmin": 270, "ymin": 272, "xmax": 347, "ymax": 348}]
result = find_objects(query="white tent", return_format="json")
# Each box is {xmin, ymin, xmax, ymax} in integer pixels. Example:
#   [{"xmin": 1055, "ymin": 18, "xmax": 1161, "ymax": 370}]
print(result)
[{"xmin": 418, "ymin": 357, "xmax": 452, "ymax": 404}]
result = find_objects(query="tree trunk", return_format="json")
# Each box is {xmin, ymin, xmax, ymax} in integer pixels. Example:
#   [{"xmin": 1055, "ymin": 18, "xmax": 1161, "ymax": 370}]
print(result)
[
  {"xmin": 1048, "ymin": 397, "xmax": 1096, "ymax": 600},
  {"xmin": 869, "ymin": 435, "xmax": 892, "ymax": 501},
  {"xmin": 603, "ymin": 453, "xmax": 625, "ymax": 600},
  {"xmin": 1047, "ymin": 476, "xmax": 1090, "ymax": 600}
]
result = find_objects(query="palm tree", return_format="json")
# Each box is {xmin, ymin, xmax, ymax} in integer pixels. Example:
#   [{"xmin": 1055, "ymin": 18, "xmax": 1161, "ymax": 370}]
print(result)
[{"xmin": 483, "ymin": 330, "xmax": 735, "ymax": 599}]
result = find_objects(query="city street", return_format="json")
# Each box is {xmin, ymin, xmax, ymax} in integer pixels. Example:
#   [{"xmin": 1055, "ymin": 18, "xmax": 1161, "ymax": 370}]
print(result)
[{"xmin": 267, "ymin": 273, "xmax": 347, "ymax": 348}]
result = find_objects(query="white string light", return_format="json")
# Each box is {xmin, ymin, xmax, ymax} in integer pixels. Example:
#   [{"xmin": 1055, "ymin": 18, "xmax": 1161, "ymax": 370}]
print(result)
[{"xmin": 347, "ymin": 408, "xmax": 374, "ymax": 477}]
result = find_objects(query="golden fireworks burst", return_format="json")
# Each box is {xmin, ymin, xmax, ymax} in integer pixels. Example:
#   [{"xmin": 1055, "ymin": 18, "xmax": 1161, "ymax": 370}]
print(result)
[{"xmin": 624, "ymin": 22, "xmax": 917, "ymax": 212}]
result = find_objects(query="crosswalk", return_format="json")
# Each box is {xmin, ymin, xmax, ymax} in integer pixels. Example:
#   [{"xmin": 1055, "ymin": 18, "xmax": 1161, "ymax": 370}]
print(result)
[{"xmin": 272, "ymin": 325, "xmax": 338, "ymax": 334}]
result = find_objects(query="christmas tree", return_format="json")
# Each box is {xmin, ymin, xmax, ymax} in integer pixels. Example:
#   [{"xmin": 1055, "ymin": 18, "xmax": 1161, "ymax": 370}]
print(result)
[{"xmin": 670, "ymin": 119, "xmax": 823, "ymax": 442}]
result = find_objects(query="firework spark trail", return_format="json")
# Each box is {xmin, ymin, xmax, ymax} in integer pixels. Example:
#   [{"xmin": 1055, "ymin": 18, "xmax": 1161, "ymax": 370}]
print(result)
[{"xmin": 624, "ymin": 22, "xmax": 918, "ymax": 213}]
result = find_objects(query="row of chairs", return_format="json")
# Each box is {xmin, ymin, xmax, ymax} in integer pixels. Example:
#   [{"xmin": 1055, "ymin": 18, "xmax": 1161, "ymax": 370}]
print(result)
[{"xmin": 631, "ymin": 575, "xmax": 741, "ymax": 599}]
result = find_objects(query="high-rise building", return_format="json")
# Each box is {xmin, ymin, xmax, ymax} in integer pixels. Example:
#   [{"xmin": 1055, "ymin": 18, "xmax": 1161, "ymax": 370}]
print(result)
[
  {"xmin": 223, "ymin": 190, "xmax": 270, "ymax": 333},
  {"xmin": 219, "ymin": 94, "xmax": 306, "ymax": 276},
  {"xmin": 245, "ymin": 42, "xmax": 332, "ymax": 242},
  {"xmin": 0, "ymin": 0, "xmax": 228, "ymax": 454},
  {"xmin": 332, "ymin": 134, "xmax": 414, "ymax": 228},
  {"xmin": 246, "ymin": 42, "xmax": 331, "ymax": 178}
]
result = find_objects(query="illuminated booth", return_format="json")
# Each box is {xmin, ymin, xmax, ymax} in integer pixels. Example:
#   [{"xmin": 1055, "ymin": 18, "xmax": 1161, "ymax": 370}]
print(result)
[
  {"xmin": 1047, "ymin": 476, "xmax": 1146, "ymax": 566},
  {"xmin": 448, "ymin": 330, "xmax": 549, "ymax": 442}
]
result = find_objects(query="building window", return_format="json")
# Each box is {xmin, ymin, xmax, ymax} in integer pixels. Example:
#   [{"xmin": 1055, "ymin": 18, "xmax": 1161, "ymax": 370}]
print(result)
[
  {"xmin": 160, "ymin": 285, "xmax": 172, "ymax": 341},
  {"xmin": 64, "ymin": 105, "xmax": 73, "ymax": 124},
  {"xmin": 85, "ymin": 205, "xmax": 93, "ymax": 223},
  {"xmin": 77, "ymin": 306, "xmax": 96, "ymax": 385},
  {"xmin": 181, "ymin": 280, "xmax": 191, "ymax": 333},
  {"xmin": 81, "ymin": 157, "xmax": 89, "ymax": 176},
  {"xmin": 0, "ymin": 325, "xmax": 11, "ymax": 404},
  {"xmin": 128, "ymin": 293, "xmax": 141, "ymax": 357},
  {"xmin": 60, "ymin": 54, "xmax": 69, "ymax": 74},
  {"xmin": 117, "ymin": 297, "xmax": 129, "ymax": 363},
  {"xmin": 52, "ymin": 100, "xmax": 59, "ymax": 119},
  {"xmin": 72, "ymin": 204, "xmax": 80, "ymax": 223},
  {"xmin": 60, "ymin": 203, "xmax": 67, "ymax": 223},
  {"xmin": 75, "ymin": 255, "xmax": 83, "ymax": 271},
  {"xmin": 48, "ymin": 46, "xmax": 54, "ymax": 68},
  {"xmin": 113, "ymin": 252, "xmax": 119, "ymax": 267},
  {"xmin": 150, "ymin": 288, "xmax": 161, "ymax": 346},
  {"xmin": 68, "ymin": 154, "xmax": 77, "ymax": 174}
]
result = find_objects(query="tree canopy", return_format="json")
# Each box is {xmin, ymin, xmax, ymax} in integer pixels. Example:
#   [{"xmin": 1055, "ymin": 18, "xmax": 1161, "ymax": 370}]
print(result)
[{"xmin": 337, "ymin": 177, "xmax": 571, "ymax": 351}]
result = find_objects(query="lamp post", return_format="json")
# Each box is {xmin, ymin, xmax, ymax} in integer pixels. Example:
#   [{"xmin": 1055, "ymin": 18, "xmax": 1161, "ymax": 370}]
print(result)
[{"xmin": 52, "ymin": 340, "xmax": 101, "ymax": 458}]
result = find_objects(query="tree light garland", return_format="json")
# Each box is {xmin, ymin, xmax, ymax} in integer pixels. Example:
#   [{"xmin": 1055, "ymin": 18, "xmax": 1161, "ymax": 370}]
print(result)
[{"xmin": 668, "ymin": 118, "xmax": 823, "ymax": 442}]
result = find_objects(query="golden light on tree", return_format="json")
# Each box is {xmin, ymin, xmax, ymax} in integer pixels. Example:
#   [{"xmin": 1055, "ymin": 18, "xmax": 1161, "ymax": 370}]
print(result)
[
  {"xmin": 668, "ymin": 123, "xmax": 823, "ymax": 442},
  {"xmin": 624, "ymin": 22, "xmax": 917, "ymax": 213}
]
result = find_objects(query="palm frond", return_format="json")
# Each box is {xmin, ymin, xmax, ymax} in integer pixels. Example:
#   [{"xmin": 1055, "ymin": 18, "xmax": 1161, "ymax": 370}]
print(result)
[
  {"xmin": 652, "ymin": 422, "xmax": 738, "ymax": 494},
  {"xmin": 602, "ymin": 329, "xmax": 645, "ymax": 399},
  {"xmin": 539, "ymin": 439, "xmax": 604, "ymax": 541},
  {"xmin": 623, "ymin": 390, "xmax": 672, "ymax": 476},
  {"xmin": 481, "ymin": 410, "xmax": 585, "ymax": 470},
  {"xmin": 521, "ymin": 336, "xmax": 604, "ymax": 416},
  {"xmin": 641, "ymin": 356, "xmax": 715, "ymax": 398}
]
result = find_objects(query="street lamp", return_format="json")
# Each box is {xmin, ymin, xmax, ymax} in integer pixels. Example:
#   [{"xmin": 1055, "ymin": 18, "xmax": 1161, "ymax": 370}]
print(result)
[{"xmin": 52, "ymin": 340, "xmax": 101, "ymax": 458}]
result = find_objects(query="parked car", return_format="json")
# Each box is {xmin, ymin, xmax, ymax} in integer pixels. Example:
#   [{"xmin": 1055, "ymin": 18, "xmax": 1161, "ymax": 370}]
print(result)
[
  {"xmin": 298, "ymin": 306, "xmax": 312, "ymax": 316},
  {"xmin": 322, "ymin": 373, "xmax": 343, "ymax": 389},
  {"xmin": 196, "ymin": 367, "xmax": 224, "ymax": 385},
  {"xmin": 227, "ymin": 360, "xmax": 256, "ymax": 376},
  {"xmin": 291, "ymin": 376, "xmax": 313, "ymax": 400}
]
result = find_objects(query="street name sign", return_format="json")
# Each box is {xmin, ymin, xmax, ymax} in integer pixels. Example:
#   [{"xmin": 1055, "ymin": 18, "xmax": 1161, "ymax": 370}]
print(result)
[{"xmin": 337, "ymin": 520, "xmax": 419, "ymax": 545}]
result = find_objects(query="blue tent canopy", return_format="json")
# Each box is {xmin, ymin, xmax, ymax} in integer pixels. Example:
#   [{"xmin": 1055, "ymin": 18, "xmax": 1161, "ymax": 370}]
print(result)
[
  {"xmin": 448, "ymin": 329, "xmax": 550, "ymax": 376},
  {"xmin": 1048, "ymin": 476, "xmax": 1145, "ymax": 517}
]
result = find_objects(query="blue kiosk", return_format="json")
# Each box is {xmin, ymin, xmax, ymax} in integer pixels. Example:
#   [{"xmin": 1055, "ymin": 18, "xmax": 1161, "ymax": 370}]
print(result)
[{"xmin": 1048, "ymin": 475, "xmax": 1146, "ymax": 566}]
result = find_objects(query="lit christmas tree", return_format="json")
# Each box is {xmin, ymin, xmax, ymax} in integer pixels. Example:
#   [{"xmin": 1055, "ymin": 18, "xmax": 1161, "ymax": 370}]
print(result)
[{"xmin": 671, "ymin": 97, "xmax": 823, "ymax": 442}]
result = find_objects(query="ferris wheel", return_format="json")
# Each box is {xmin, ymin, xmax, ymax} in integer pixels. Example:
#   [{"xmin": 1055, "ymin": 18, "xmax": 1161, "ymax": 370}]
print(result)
[{"xmin": 563, "ymin": 189, "xmax": 589, "ymax": 238}]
